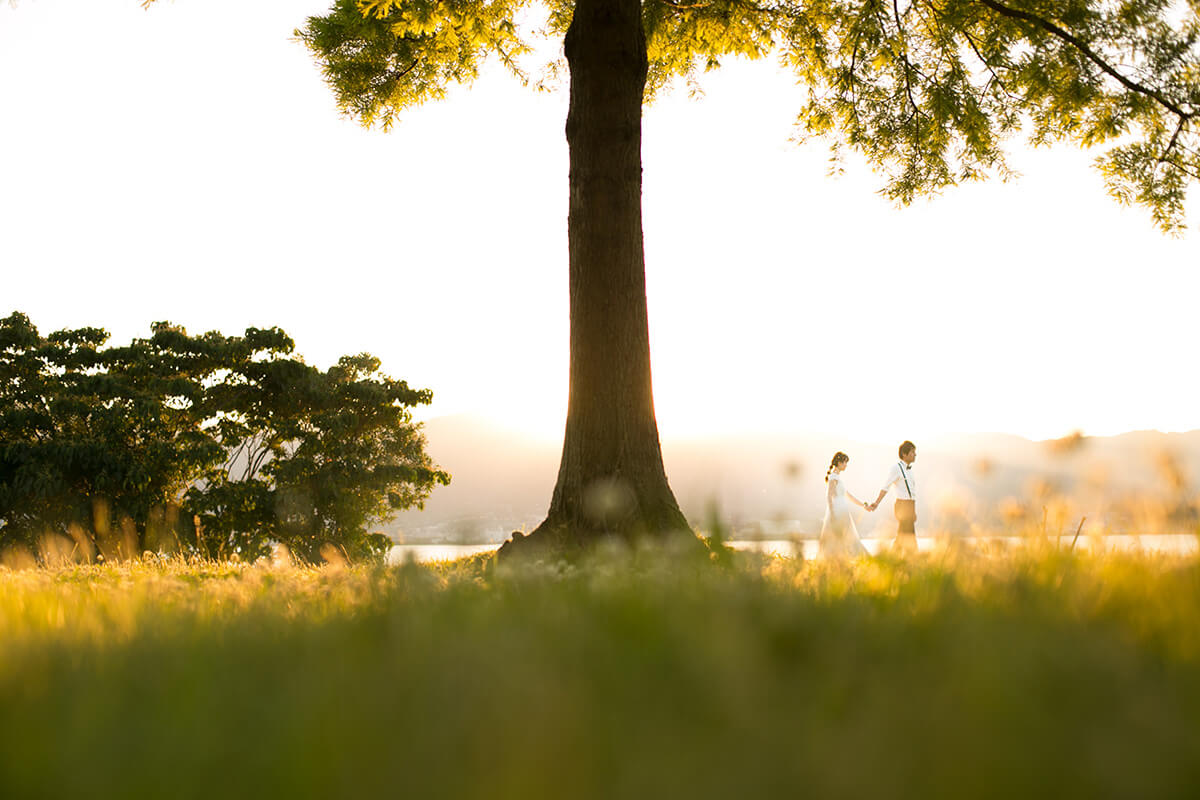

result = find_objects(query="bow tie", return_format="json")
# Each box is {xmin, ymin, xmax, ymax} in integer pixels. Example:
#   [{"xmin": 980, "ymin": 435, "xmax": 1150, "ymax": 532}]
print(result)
[{"xmin": 905, "ymin": 465, "xmax": 912, "ymax": 470}]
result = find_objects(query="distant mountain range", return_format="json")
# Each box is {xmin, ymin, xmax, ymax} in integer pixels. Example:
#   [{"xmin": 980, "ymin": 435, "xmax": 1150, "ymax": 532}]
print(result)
[{"xmin": 385, "ymin": 415, "xmax": 1200, "ymax": 543}]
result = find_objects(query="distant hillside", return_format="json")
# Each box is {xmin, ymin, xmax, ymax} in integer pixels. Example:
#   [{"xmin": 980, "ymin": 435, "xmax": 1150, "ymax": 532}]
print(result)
[{"xmin": 386, "ymin": 416, "xmax": 1200, "ymax": 542}]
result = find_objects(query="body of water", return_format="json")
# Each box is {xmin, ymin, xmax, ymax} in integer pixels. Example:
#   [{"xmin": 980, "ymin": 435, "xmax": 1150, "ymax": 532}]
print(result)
[{"xmin": 387, "ymin": 534, "xmax": 1198, "ymax": 564}]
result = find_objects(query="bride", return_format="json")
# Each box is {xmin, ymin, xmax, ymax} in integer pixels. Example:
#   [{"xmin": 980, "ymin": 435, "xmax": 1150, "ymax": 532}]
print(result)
[{"xmin": 820, "ymin": 451, "xmax": 869, "ymax": 557}]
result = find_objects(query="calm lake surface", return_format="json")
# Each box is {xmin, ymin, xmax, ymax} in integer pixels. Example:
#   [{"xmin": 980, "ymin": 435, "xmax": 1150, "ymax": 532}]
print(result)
[{"xmin": 387, "ymin": 534, "xmax": 1199, "ymax": 564}]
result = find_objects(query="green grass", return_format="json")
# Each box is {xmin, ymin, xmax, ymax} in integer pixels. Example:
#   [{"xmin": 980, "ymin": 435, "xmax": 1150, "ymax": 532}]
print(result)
[{"xmin": 1, "ymin": 543, "xmax": 1199, "ymax": 798}]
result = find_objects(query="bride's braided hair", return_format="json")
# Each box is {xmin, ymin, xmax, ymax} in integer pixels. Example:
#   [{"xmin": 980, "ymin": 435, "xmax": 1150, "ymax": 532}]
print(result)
[{"xmin": 825, "ymin": 452, "xmax": 849, "ymax": 483}]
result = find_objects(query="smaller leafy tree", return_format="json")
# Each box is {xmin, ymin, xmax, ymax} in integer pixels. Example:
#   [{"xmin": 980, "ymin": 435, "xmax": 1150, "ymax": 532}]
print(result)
[
  {"xmin": 190, "ymin": 352, "xmax": 450, "ymax": 562},
  {"xmin": 0, "ymin": 313, "xmax": 223, "ymax": 559},
  {"xmin": 0, "ymin": 312, "xmax": 448, "ymax": 563}
]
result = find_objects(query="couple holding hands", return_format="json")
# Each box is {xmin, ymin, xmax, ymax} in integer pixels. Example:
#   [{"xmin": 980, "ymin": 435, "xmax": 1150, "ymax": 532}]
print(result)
[{"xmin": 821, "ymin": 440, "xmax": 918, "ymax": 557}]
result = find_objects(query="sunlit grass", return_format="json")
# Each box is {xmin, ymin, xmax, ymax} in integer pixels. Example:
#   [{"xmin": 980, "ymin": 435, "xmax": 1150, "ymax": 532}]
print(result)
[{"xmin": 1, "ymin": 543, "xmax": 1199, "ymax": 798}]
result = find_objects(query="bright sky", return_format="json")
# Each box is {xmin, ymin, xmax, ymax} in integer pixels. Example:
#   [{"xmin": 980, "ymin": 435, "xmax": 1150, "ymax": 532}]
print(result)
[{"xmin": 2, "ymin": 0, "xmax": 1198, "ymax": 444}]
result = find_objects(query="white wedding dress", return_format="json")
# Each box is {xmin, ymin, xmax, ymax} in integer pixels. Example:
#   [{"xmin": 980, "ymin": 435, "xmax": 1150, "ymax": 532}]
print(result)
[{"xmin": 820, "ymin": 472, "xmax": 867, "ymax": 558}]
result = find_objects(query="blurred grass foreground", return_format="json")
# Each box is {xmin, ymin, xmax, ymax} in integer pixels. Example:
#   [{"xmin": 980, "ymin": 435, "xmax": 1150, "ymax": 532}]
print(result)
[{"xmin": 3, "ymin": 544, "xmax": 1200, "ymax": 799}]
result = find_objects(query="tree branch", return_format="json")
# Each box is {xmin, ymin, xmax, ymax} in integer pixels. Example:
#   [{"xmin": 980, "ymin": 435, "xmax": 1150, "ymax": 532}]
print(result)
[
  {"xmin": 977, "ymin": 0, "xmax": 1193, "ymax": 120},
  {"xmin": 1165, "ymin": 156, "xmax": 1200, "ymax": 181},
  {"xmin": 891, "ymin": 0, "xmax": 922, "ymax": 122},
  {"xmin": 658, "ymin": 0, "xmax": 712, "ymax": 10},
  {"xmin": 249, "ymin": 440, "xmax": 272, "ymax": 481},
  {"xmin": 389, "ymin": 59, "xmax": 419, "ymax": 82},
  {"xmin": 963, "ymin": 30, "xmax": 1007, "ymax": 92},
  {"xmin": 1160, "ymin": 116, "xmax": 1188, "ymax": 164},
  {"xmin": 225, "ymin": 438, "xmax": 248, "ymax": 479}
]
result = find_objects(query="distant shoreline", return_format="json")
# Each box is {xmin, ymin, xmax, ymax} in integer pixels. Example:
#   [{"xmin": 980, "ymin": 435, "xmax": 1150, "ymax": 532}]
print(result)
[{"xmin": 393, "ymin": 531, "xmax": 1200, "ymax": 546}]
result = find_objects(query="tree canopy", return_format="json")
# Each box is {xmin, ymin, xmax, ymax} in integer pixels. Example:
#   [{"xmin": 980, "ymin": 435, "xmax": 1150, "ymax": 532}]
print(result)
[
  {"xmin": 115, "ymin": 0, "xmax": 1200, "ymax": 555},
  {"xmin": 0, "ymin": 312, "xmax": 449, "ymax": 564},
  {"xmin": 300, "ymin": 0, "xmax": 1200, "ymax": 232},
  {"xmin": 288, "ymin": 0, "xmax": 1200, "ymax": 556}
]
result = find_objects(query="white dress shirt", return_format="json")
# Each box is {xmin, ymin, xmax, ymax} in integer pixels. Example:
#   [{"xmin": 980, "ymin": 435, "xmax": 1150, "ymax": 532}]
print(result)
[{"xmin": 881, "ymin": 461, "xmax": 916, "ymax": 501}]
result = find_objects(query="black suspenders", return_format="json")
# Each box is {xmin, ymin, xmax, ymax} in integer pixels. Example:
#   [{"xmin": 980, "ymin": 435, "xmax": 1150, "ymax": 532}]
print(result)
[{"xmin": 899, "ymin": 462, "xmax": 912, "ymax": 499}]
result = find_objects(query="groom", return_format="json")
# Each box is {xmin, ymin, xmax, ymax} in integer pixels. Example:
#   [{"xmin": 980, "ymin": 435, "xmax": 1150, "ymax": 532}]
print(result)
[{"xmin": 867, "ymin": 441, "xmax": 918, "ymax": 550}]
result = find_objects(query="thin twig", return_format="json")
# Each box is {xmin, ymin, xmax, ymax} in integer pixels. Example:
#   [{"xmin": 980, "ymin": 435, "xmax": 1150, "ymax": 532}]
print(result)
[
  {"xmin": 1070, "ymin": 517, "xmax": 1087, "ymax": 550},
  {"xmin": 891, "ymin": 0, "xmax": 923, "ymax": 122},
  {"xmin": 389, "ymin": 59, "xmax": 419, "ymax": 82},
  {"xmin": 960, "ymin": 25, "xmax": 1015, "ymax": 99},
  {"xmin": 659, "ymin": 0, "xmax": 712, "ymax": 9},
  {"xmin": 1159, "ymin": 116, "xmax": 1188, "ymax": 163}
]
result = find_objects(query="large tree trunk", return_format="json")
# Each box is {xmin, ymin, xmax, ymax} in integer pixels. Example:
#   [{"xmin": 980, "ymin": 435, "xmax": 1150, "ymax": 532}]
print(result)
[{"xmin": 497, "ymin": 0, "xmax": 692, "ymax": 560}]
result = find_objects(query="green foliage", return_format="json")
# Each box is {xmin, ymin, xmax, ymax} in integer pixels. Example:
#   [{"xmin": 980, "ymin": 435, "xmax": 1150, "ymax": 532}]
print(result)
[
  {"xmin": 296, "ymin": 0, "xmax": 532, "ymax": 128},
  {"xmin": 189, "ymin": 350, "xmax": 451, "ymax": 562},
  {"xmin": 2, "ymin": 547, "xmax": 1200, "ymax": 797},
  {"xmin": 297, "ymin": 0, "xmax": 1200, "ymax": 231},
  {"xmin": 640, "ymin": 0, "xmax": 780, "ymax": 96},
  {"xmin": 0, "ymin": 313, "xmax": 226, "ymax": 557},
  {"xmin": 0, "ymin": 312, "xmax": 449, "ymax": 563},
  {"xmin": 792, "ymin": 0, "xmax": 1200, "ymax": 232}
]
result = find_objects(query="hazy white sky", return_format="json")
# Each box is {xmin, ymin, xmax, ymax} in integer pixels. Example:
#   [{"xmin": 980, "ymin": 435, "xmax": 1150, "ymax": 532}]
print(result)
[{"xmin": 2, "ymin": 0, "xmax": 1197, "ymax": 444}]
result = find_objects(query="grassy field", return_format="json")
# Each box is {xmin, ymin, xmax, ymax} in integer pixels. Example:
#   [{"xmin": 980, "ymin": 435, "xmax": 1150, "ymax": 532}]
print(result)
[{"xmin": 2, "ymin": 541, "xmax": 1199, "ymax": 799}]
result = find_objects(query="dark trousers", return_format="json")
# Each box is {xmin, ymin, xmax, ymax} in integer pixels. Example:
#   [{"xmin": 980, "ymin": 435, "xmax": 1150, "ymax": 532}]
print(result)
[{"xmin": 894, "ymin": 499, "xmax": 917, "ymax": 537}]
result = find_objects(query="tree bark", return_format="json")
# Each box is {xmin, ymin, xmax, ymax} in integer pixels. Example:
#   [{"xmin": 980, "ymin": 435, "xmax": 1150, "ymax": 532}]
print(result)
[{"xmin": 498, "ymin": 0, "xmax": 692, "ymax": 560}]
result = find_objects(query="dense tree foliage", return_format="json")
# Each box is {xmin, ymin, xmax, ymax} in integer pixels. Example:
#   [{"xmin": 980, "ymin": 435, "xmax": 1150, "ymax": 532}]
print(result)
[
  {"xmin": 0, "ymin": 312, "xmax": 448, "ymax": 564},
  {"xmin": 301, "ymin": 0, "xmax": 1200, "ymax": 232}
]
